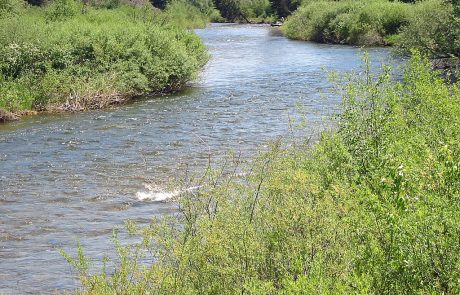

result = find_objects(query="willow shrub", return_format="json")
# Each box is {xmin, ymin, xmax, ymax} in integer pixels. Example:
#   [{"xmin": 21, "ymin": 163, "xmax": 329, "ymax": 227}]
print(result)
[
  {"xmin": 64, "ymin": 54, "xmax": 460, "ymax": 294},
  {"xmin": 0, "ymin": 0, "xmax": 209, "ymax": 113},
  {"xmin": 213, "ymin": 0, "xmax": 273, "ymax": 23},
  {"xmin": 282, "ymin": 0, "xmax": 412, "ymax": 46},
  {"xmin": 0, "ymin": 0, "xmax": 24, "ymax": 14},
  {"xmin": 163, "ymin": 0, "xmax": 211, "ymax": 29},
  {"xmin": 283, "ymin": 0, "xmax": 460, "ymax": 58},
  {"xmin": 397, "ymin": 0, "xmax": 460, "ymax": 58}
]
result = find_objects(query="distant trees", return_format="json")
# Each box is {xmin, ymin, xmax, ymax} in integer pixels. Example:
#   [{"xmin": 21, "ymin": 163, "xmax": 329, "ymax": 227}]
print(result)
[
  {"xmin": 18, "ymin": 0, "xmax": 460, "ymax": 23},
  {"xmin": 25, "ymin": 0, "xmax": 43, "ymax": 5},
  {"xmin": 17, "ymin": 0, "xmax": 297, "ymax": 20},
  {"xmin": 150, "ymin": 0, "xmax": 167, "ymax": 9},
  {"xmin": 270, "ymin": 0, "xmax": 299, "ymax": 18},
  {"xmin": 214, "ymin": 0, "xmax": 271, "ymax": 22},
  {"xmin": 213, "ymin": 0, "xmax": 240, "ymax": 20}
]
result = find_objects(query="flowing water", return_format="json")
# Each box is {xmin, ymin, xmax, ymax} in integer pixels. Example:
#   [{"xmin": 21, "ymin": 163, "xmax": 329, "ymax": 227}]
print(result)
[{"xmin": 0, "ymin": 24, "xmax": 395, "ymax": 293}]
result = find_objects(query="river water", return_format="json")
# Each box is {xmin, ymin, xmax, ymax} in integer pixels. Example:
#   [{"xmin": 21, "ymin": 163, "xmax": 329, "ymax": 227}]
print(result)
[{"xmin": 0, "ymin": 24, "xmax": 394, "ymax": 293}]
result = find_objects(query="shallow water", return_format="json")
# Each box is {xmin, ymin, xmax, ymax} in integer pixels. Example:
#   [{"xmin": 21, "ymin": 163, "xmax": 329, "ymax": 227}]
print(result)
[{"xmin": 0, "ymin": 24, "xmax": 395, "ymax": 293}]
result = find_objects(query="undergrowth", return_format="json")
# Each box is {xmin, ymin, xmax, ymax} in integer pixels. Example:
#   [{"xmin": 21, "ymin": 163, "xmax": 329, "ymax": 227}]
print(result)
[
  {"xmin": 283, "ymin": 0, "xmax": 413, "ymax": 46},
  {"xmin": 63, "ymin": 54, "xmax": 460, "ymax": 294},
  {"xmin": 0, "ymin": 0, "xmax": 209, "ymax": 115},
  {"xmin": 283, "ymin": 0, "xmax": 460, "ymax": 57}
]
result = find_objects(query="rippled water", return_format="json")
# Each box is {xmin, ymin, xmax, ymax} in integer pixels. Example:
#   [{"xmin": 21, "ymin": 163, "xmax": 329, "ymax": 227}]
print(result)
[{"xmin": 0, "ymin": 24, "xmax": 395, "ymax": 293}]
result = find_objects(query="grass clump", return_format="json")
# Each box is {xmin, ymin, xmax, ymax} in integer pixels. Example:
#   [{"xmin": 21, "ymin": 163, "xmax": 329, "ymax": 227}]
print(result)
[
  {"xmin": 63, "ymin": 54, "xmax": 460, "ymax": 294},
  {"xmin": 0, "ymin": 0, "xmax": 209, "ymax": 117}
]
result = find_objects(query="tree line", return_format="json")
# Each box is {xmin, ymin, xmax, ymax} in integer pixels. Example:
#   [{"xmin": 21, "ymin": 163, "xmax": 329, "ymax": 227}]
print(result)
[{"xmin": 20, "ymin": 0, "xmax": 299, "ymax": 21}]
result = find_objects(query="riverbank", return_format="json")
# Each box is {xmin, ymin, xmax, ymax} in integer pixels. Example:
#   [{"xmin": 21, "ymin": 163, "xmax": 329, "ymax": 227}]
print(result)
[
  {"xmin": 66, "ymin": 54, "xmax": 460, "ymax": 294},
  {"xmin": 0, "ymin": 24, "xmax": 395, "ymax": 293},
  {"xmin": 0, "ymin": 0, "xmax": 209, "ymax": 123},
  {"xmin": 282, "ymin": 0, "xmax": 460, "ymax": 59}
]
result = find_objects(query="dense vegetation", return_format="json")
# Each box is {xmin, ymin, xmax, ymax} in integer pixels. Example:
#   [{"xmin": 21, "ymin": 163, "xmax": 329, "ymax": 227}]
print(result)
[
  {"xmin": 64, "ymin": 55, "xmax": 460, "ymax": 294},
  {"xmin": 3, "ymin": 0, "xmax": 458, "ymax": 291},
  {"xmin": 213, "ymin": 0, "xmax": 272, "ymax": 22},
  {"xmin": 0, "ymin": 0, "xmax": 209, "ymax": 120},
  {"xmin": 283, "ymin": 0, "xmax": 460, "ymax": 58}
]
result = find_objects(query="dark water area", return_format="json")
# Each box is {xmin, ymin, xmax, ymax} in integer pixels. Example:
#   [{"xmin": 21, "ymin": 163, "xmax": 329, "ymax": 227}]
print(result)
[{"xmin": 0, "ymin": 24, "xmax": 396, "ymax": 293}]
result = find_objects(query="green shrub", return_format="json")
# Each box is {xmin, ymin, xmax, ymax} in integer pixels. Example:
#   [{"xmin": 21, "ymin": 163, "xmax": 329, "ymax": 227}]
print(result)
[
  {"xmin": 0, "ymin": 3, "xmax": 209, "ymax": 113},
  {"xmin": 44, "ymin": 0, "xmax": 83, "ymax": 21},
  {"xmin": 270, "ymin": 0, "xmax": 300, "ymax": 18},
  {"xmin": 0, "ymin": 0, "xmax": 25, "ymax": 15},
  {"xmin": 283, "ymin": 0, "xmax": 412, "ymax": 46},
  {"xmin": 397, "ymin": 0, "xmax": 460, "ymax": 58},
  {"xmin": 164, "ymin": 0, "xmax": 210, "ymax": 28},
  {"xmin": 239, "ymin": 0, "xmax": 271, "ymax": 19},
  {"xmin": 64, "ymin": 54, "xmax": 460, "ymax": 294},
  {"xmin": 284, "ymin": 0, "xmax": 460, "ymax": 56},
  {"xmin": 214, "ymin": 0, "xmax": 272, "ymax": 22}
]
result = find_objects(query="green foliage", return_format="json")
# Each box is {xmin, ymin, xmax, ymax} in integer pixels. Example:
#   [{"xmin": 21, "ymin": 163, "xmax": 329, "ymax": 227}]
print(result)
[
  {"xmin": 0, "ymin": 2, "xmax": 209, "ymax": 113},
  {"xmin": 213, "ymin": 0, "xmax": 240, "ymax": 20},
  {"xmin": 239, "ymin": 0, "xmax": 270, "ymax": 19},
  {"xmin": 214, "ymin": 0, "xmax": 272, "ymax": 22},
  {"xmin": 164, "ymin": 0, "xmax": 211, "ymax": 28},
  {"xmin": 45, "ymin": 0, "xmax": 82, "ymax": 21},
  {"xmin": 86, "ymin": 0, "xmax": 122, "ymax": 10},
  {"xmin": 150, "ymin": 0, "xmax": 221, "ymax": 22},
  {"xmin": 397, "ymin": 0, "xmax": 460, "ymax": 58},
  {"xmin": 283, "ymin": 0, "xmax": 412, "ymax": 46},
  {"xmin": 269, "ymin": 0, "xmax": 299, "ymax": 18},
  {"xmin": 283, "ymin": 0, "xmax": 460, "ymax": 58},
  {"xmin": 0, "ymin": 0, "xmax": 25, "ymax": 16},
  {"xmin": 65, "ymin": 55, "xmax": 460, "ymax": 294}
]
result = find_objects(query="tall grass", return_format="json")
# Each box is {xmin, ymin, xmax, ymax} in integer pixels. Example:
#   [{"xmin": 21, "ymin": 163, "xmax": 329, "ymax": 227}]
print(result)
[
  {"xmin": 63, "ymin": 54, "xmax": 460, "ymax": 294},
  {"xmin": 0, "ymin": 0, "xmax": 209, "ymax": 117}
]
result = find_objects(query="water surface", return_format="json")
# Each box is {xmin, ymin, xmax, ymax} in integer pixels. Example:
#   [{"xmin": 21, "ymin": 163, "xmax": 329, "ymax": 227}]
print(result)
[{"xmin": 0, "ymin": 24, "xmax": 394, "ymax": 293}]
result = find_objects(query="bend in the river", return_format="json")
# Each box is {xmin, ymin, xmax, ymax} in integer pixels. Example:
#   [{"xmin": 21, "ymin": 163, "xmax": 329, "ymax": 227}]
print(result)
[{"xmin": 0, "ymin": 24, "xmax": 395, "ymax": 293}]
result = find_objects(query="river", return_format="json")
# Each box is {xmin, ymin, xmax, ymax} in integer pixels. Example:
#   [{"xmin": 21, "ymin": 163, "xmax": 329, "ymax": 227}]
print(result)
[{"xmin": 0, "ymin": 24, "xmax": 394, "ymax": 293}]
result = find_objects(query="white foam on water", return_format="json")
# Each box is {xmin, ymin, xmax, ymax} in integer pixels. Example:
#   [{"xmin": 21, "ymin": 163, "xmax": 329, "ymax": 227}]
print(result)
[{"xmin": 135, "ymin": 184, "xmax": 200, "ymax": 202}]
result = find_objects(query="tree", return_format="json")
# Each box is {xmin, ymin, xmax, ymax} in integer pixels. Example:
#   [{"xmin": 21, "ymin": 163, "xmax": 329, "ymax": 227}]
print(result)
[{"xmin": 269, "ymin": 0, "xmax": 298, "ymax": 18}]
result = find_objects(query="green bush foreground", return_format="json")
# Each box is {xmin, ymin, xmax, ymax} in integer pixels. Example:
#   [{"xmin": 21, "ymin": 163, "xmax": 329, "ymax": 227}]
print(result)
[
  {"xmin": 64, "ymin": 55, "xmax": 460, "ymax": 294},
  {"xmin": 0, "ymin": 0, "xmax": 209, "ymax": 120}
]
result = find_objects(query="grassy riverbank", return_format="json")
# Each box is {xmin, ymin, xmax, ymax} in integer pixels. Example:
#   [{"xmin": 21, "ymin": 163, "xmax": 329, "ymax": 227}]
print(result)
[
  {"xmin": 0, "ymin": 0, "xmax": 209, "ymax": 122},
  {"xmin": 283, "ymin": 0, "xmax": 460, "ymax": 58},
  {"xmin": 64, "ymin": 55, "xmax": 460, "ymax": 294}
]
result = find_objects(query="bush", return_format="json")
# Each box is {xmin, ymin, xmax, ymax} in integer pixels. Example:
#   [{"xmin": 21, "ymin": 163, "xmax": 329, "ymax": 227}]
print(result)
[
  {"xmin": 164, "ymin": 0, "xmax": 210, "ymax": 28},
  {"xmin": 214, "ymin": 0, "xmax": 272, "ymax": 22},
  {"xmin": 0, "ymin": 3, "xmax": 209, "ymax": 113},
  {"xmin": 0, "ymin": 0, "xmax": 25, "ymax": 16},
  {"xmin": 64, "ymin": 55, "xmax": 460, "ymax": 294},
  {"xmin": 44, "ymin": 0, "xmax": 82, "ymax": 21},
  {"xmin": 270, "ymin": 0, "xmax": 299, "ymax": 18},
  {"xmin": 239, "ymin": 0, "xmax": 271, "ymax": 19},
  {"xmin": 283, "ymin": 0, "xmax": 460, "ymax": 57},
  {"xmin": 283, "ymin": 0, "xmax": 412, "ymax": 46},
  {"xmin": 397, "ymin": 0, "xmax": 460, "ymax": 58}
]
